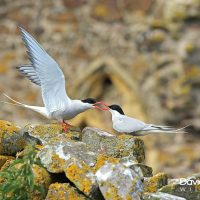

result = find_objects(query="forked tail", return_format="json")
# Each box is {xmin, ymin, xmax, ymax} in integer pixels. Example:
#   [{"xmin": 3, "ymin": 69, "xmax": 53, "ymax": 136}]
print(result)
[
  {"xmin": 143, "ymin": 124, "xmax": 189, "ymax": 134},
  {"xmin": 1, "ymin": 93, "xmax": 49, "ymax": 118},
  {"xmin": 1, "ymin": 93, "xmax": 27, "ymax": 107}
]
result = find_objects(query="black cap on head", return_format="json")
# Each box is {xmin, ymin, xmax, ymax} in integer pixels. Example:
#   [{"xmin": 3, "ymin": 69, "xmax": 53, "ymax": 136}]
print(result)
[
  {"xmin": 108, "ymin": 104, "xmax": 125, "ymax": 115},
  {"xmin": 81, "ymin": 98, "xmax": 96, "ymax": 104}
]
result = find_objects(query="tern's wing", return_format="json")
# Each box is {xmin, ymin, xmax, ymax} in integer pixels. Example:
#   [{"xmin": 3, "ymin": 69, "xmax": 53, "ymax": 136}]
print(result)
[
  {"xmin": 19, "ymin": 27, "xmax": 70, "ymax": 113},
  {"xmin": 17, "ymin": 64, "xmax": 41, "ymax": 86},
  {"xmin": 115, "ymin": 116, "xmax": 147, "ymax": 133}
]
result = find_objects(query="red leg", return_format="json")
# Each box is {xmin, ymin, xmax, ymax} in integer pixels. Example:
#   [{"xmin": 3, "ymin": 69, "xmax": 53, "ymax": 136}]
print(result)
[{"xmin": 61, "ymin": 120, "xmax": 71, "ymax": 133}]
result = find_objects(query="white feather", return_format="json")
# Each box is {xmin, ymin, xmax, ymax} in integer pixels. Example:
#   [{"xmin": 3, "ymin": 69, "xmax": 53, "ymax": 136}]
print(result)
[
  {"xmin": 109, "ymin": 109, "xmax": 188, "ymax": 135},
  {"xmin": 19, "ymin": 27, "xmax": 70, "ymax": 113},
  {"xmin": 2, "ymin": 93, "xmax": 49, "ymax": 118}
]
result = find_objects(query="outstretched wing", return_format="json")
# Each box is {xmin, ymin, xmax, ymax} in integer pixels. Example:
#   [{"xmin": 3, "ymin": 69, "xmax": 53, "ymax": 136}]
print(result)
[
  {"xmin": 17, "ymin": 64, "xmax": 41, "ymax": 86},
  {"xmin": 19, "ymin": 27, "xmax": 70, "ymax": 113}
]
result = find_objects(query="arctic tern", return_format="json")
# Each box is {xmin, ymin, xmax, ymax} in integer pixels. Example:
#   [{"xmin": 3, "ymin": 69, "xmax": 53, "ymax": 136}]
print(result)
[
  {"xmin": 2, "ymin": 27, "xmax": 107, "ymax": 132},
  {"xmin": 107, "ymin": 104, "xmax": 187, "ymax": 136}
]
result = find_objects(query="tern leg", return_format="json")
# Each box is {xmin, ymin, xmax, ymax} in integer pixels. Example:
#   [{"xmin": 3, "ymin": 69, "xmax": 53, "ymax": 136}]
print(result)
[{"xmin": 61, "ymin": 120, "xmax": 71, "ymax": 133}]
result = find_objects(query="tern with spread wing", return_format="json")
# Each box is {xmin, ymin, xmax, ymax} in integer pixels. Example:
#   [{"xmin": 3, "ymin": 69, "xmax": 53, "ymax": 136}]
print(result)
[
  {"xmin": 2, "ymin": 27, "xmax": 107, "ymax": 132},
  {"xmin": 107, "ymin": 104, "xmax": 187, "ymax": 136}
]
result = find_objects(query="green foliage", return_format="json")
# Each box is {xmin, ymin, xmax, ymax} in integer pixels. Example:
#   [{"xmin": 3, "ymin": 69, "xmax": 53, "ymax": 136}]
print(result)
[{"xmin": 0, "ymin": 144, "xmax": 46, "ymax": 200}]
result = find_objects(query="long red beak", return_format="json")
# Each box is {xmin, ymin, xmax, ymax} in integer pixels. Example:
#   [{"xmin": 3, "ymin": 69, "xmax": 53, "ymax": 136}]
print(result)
[{"xmin": 93, "ymin": 102, "xmax": 109, "ymax": 111}]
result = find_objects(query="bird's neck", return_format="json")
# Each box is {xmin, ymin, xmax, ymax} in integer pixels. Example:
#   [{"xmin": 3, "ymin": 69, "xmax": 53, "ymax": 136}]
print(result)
[
  {"xmin": 70, "ymin": 100, "xmax": 91, "ymax": 113},
  {"xmin": 110, "ymin": 110, "xmax": 122, "ymax": 121}
]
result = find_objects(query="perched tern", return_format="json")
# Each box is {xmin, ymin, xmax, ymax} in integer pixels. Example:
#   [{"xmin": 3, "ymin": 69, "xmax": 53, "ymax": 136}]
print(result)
[
  {"xmin": 2, "ymin": 27, "xmax": 107, "ymax": 132},
  {"xmin": 107, "ymin": 104, "xmax": 187, "ymax": 136}
]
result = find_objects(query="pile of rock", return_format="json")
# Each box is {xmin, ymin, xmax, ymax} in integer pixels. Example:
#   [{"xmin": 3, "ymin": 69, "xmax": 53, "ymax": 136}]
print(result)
[{"xmin": 0, "ymin": 120, "xmax": 199, "ymax": 200}]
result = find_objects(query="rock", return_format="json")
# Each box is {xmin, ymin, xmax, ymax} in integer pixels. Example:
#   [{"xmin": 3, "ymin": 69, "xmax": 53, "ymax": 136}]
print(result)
[
  {"xmin": 82, "ymin": 127, "xmax": 145, "ymax": 163},
  {"xmin": 64, "ymin": 158, "xmax": 103, "ymax": 200},
  {"xmin": 159, "ymin": 177, "xmax": 200, "ymax": 200},
  {"xmin": 0, "ymin": 120, "xmax": 26, "ymax": 155},
  {"xmin": 38, "ymin": 141, "xmax": 97, "ymax": 173},
  {"xmin": 120, "ymin": 155, "xmax": 153, "ymax": 176},
  {"xmin": 30, "ymin": 164, "xmax": 52, "ymax": 200},
  {"xmin": 143, "ymin": 192, "xmax": 187, "ymax": 200},
  {"xmin": 38, "ymin": 142, "xmax": 103, "ymax": 199},
  {"xmin": 93, "ymin": 154, "xmax": 119, "ymax": 172},
  {"xmin": 23, "ymin": 123, "xmax": 81, "ymax": 145},
  {"xmin": 96, "ymin": 162, "xmax": 144, "ymax": 200},
  {"xmin": 45, "ymin": 183, "xmax": 89, "ymax": 200},
  {"xmin": 0, "ymin": 157, "xmax": 14, "ymax": 171},
  {"xmin": 0, "ymin": 162, "xmax": 51, "ymax": 200},
  {"xmin": 130, "ymin": 163, "xmax": 153, "ymax": 177},
  {"xmin": 144, "ymin": 173, "xmax": 168, "ymax": 193},
  {"xmin": 0, "ymin": 155, "xmax": 14, "ymax": 168}
]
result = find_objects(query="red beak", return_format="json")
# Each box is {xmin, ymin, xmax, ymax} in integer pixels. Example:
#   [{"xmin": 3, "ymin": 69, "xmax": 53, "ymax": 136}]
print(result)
[{"xmin": 93, "ymin": 102, "xmax": 109, "ymax": 111}]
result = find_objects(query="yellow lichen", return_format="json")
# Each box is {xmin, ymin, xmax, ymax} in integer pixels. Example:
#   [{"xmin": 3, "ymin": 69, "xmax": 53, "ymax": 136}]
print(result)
[
  {"xmin": 105, "ymin": 184, "xmax": 122, "ymax": 200},
  {"xmin": 50, "ymin": 154, "xmax": 65, "ymax": 172},
  {"xmin": 34, "ymin": 124, "xmax": 62, "ymax": 136},
  {"xmin": 0, "ymin": 120, "xmax": 25, "ymax": 155},
  {"xmin": 65, "ymin": 163, "xmax": 92, "ymax": 195},
  {"xmin": 0, "ymin": 120, "xmax": 19, "ymax": 137},
  {"xmin": 94, "ymin": 154, "xmax": 119, "ymax": 172},
  {"xmin": 82, "ymin": 178, "xmax": 92, "ymax": 193},
  {"xmin": 126, "ymin": 194, "xmax": 132, "ymax": 200},
  {"xmin": 195, "ymin": 183, "xmax": 200, "ymax": 191},
  {"xmin": 46, "ymin": 183, "xmax": 87, "ymax": 200},
  {"xmin": 32, "ymin": 164, "xmax": 51, "ymax": 190},
  {"xmin": 144, "ymin": 172, "xmax": 168, "ymax": 193},
  {"xmin": 27, "ymin": 123, "xmax": 80, "ymax": 143},
  {"xmin": 0, "ymin": 155, "xmax": 14, "ymax": 168},
  {"xmin": 0, "ymin": 158, "xmax": 14, "ymax": 171}
]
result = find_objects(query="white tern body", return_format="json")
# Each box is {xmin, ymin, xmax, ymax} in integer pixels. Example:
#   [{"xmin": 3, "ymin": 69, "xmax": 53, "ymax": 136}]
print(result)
[
  {"xmin": 3, "ymin": 28, "xmax": 94, "ymax": 122},
  {"xmin": 109, "ymin": 107, "xmax": 187, "ymax": 136}
]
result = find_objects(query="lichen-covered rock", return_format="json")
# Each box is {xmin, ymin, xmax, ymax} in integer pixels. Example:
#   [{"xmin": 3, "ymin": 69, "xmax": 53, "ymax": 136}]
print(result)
[
  {"xmin": 0, "ymin": 157, "xmax": 14, "ymax": 171},
  {"xmin": 144, "ymin": 172, "xmax": 168, "ymax": 193},
  {"xmin": 30, "ymin": 164, "xmax": 52, "ymax": 200},
  {"xmin": 0, "ymin": 155, "xmax": 14, "ymax": 168},
  {"xmin": 64, "ymin": 158, "xmax": 103, "ymax": 200},
  {"xmin": 129, "ymin": 163, "xmax": 153, "ymax": 177},
  {"xmin": 96, "ymin": 162, "xmax": 144, "ymax": 200},
  {"xmin": 24, "ymin": 123, "xmax": 81, "ymax": 145},
  {"xmin": 93, "ymin": 154, "xmax": 119, "ymax": 172},
  {"xmin": 159, "ymin": 177, "xmax": 200, "ymax": 200},
  {"xmin": 45, "ymin": 183, "xmax": 89, "ymax": 200},
  {"xmin": 0, "ymin": 162, "xmax": 52, "ymax": 200},
  {"xmin": 0, "ymin": 120, "xmax": 26, "ymax": 155},
  {"xmin": 38, "ymin": 141, "xmax": 97, "ymax": 172},
  {"xmin": 82, "ymin": 127, "xmax": 145, "ymax": 162},
  {"xmin": 38, "ymin": 142, "xmax": 103, "ymax": 199},
  {"xmin": 143, "ymin": 192, "xmax": 186, "ymax": 200}
]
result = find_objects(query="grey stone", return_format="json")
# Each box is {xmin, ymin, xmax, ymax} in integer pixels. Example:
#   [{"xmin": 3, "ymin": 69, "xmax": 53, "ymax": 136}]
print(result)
[
  {"xmin": 95, "ymin": 162, "xmax": 144, "ymax": 200},
  {"xmin": 23, "ymin": 123, "xmax": 81, "ymax": 145},
  {"xmin": 38, "ymin": 141, "xmax": 103, "ymax": 200},
  {"xmin": 45, "ymin": 183, "xmax": 89, "ymax": 200},
  {"xmin": 82, "ymin": 127, "xmax": 145, "ymax": 162},
  {"xmin": 143, "ymin": 192, "xmax": 186, "ymax": 200},
  {"xmin": 159, "ymin": 177, "xmax": 200, "ymax": 200},
  {"xmin": 0, "ymin": 120, "xmax": 26, "ymax": 156}
]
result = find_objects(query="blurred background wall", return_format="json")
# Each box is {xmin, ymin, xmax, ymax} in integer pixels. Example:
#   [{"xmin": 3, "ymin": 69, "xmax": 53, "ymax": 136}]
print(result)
[{"xmin": 0, "ymin": 0, "xmax": 200, "ymax": 177}]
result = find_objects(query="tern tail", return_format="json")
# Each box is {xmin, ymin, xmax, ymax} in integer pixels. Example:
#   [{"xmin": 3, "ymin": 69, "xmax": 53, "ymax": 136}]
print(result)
[
  {"xmin": 142, "ymin": 124, "xmax": 189, "ymax": 134},
  {"xmin": 2, "ymin": 93, "xmax": 49, "ymax": 118}
]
